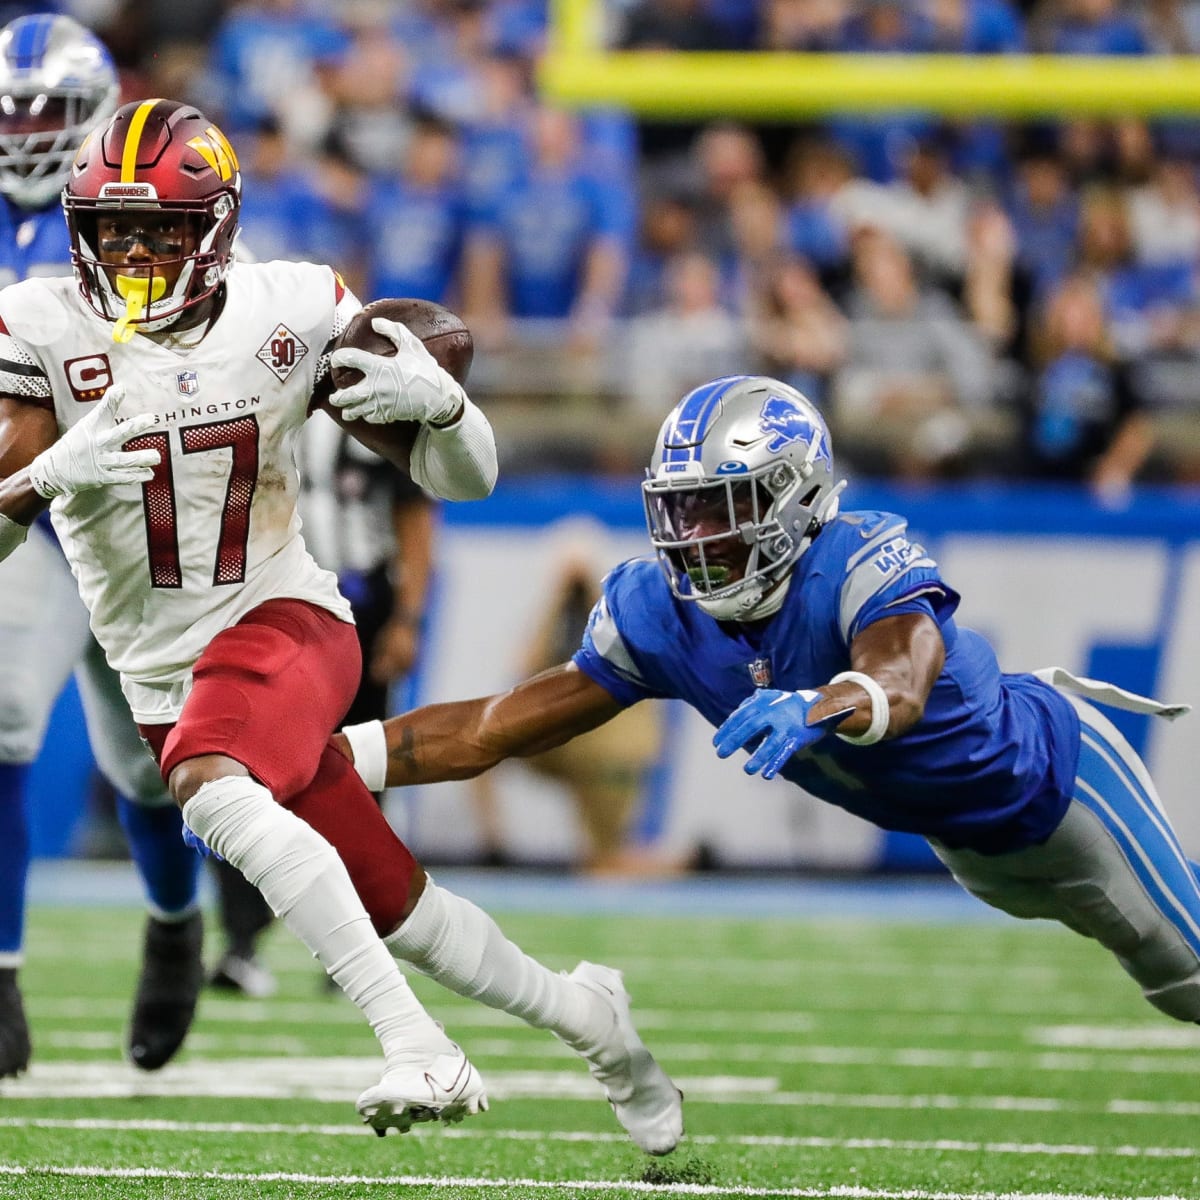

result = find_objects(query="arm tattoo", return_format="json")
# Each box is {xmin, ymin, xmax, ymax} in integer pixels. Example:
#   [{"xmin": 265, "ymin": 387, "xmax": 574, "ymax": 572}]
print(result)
[{"xmin": 387, "ymin": 724, "xmax": 419, "ymax": 781}]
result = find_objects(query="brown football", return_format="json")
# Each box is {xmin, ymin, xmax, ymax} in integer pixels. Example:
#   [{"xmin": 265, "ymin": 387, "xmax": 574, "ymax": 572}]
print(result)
[{"xmin": 330, "ymin": 297, "xmax": 474, "ymax": 389}]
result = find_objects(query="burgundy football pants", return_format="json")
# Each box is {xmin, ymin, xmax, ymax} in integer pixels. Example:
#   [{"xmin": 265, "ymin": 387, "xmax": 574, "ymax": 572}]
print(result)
[{"xmin": 138, "ymin": 598, "xmax": 417, "ymax": 934}]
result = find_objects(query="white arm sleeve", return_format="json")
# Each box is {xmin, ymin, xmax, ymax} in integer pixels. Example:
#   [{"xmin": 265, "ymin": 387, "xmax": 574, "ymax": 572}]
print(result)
[{"xmin": 409, "ymin": 393, "xmax": 498, "ymax": 501}]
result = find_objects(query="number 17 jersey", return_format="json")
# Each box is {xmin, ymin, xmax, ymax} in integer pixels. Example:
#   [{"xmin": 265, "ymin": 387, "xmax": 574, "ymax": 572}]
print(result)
[{"xmin": 0, "ymin": 260, "xmax": 354, "ymax": 723}]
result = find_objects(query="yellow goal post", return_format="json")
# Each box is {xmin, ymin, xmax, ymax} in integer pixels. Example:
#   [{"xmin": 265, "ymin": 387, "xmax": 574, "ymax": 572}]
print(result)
[{"xmin": 538, "ymin": 0, "xmax": 1200, "ymax": 118}]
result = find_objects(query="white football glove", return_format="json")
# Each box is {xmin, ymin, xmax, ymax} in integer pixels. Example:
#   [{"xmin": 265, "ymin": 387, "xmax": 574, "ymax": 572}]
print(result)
[
  {"xmin": 27, "ymin": 384, "xmax": 162, "ymax": 499},
  {"xmin": 328, "ymin": 317, "xmax": 463, "ymax": 427}
]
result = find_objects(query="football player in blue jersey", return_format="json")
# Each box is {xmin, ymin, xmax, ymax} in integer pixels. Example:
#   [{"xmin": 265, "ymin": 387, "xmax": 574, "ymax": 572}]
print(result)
[
  {"xmin": 337, "ymin": 373, "xmax": 1200, "ymax": 1028},
  {"xmin": 0, "ymin": 14, "xmax": 204, "ymax": 1078}
]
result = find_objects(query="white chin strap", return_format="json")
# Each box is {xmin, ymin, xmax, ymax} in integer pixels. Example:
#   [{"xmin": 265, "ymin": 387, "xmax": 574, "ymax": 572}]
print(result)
[{"xmin": 696, "ymin": 574, "xmax": 791, "ymax": 622}]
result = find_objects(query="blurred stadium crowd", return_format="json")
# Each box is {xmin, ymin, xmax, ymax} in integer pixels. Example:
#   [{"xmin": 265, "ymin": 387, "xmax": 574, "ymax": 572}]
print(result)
[{"xmin": 20, "ymin": 0, "xmax": 1200, "ymax": 490}]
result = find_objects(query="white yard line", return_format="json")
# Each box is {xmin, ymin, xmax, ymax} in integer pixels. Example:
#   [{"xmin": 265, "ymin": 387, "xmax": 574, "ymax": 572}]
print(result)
[
  {"xmin": 26, "ymin": 935, "xmax": 1069, "ymax": 985},
  {"xmin": 0, "ymin": 1164, "xmax": 1189, "ymax": 1199},
  {"xmin": 1028, "ymin": 1024, "xmax": 1200, "ymax": 1049},
  {"xmin": 27, "ymin": 992, "xmax": 1108, "ymax": 1024},
  {"xmin": 0, "ymin": 1116, "xmax": 1198, "ymax": 1161},
  {"xmin": 3, "ymin": 1060, "xmax": 1200, "ymax": 1117},
  {"xmin": 25, "ymin": 982, "xmax": 1104, "ymax": 1019},
  {"xmin": 28, "ymin": 1032, "xmax": 1200, "ymax": 1076}
]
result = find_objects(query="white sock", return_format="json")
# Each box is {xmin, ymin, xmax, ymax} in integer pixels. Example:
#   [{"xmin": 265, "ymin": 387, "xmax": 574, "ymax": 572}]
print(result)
[
  {"xmin": 385, "ymin": 879, "xmax": 605, "ymax": 1049},
  {"xmin": 183, "ymin": 777, "xmax": 453, "ymax": 1068}
]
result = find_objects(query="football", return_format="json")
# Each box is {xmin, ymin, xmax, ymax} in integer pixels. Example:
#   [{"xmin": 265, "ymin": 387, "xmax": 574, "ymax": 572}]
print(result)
[{"xmin": 330, "ymin": 297, "xmax": 474, "ymax": 389}]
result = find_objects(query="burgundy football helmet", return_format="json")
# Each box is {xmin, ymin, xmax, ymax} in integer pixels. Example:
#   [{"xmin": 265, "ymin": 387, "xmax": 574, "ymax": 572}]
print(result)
[{"xmin": 64, "ymin": 98, "xmax": 241, "ymax": 332}]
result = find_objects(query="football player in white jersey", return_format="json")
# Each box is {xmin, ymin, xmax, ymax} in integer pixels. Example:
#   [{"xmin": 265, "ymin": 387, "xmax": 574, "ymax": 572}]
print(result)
[
  {"xmin": 0, "ymin": 13, "xmax": 204, "ymax": 1081},
  {"xmin": 0, "ymin": 98, "xmax": 683, "ymax": 1151}
]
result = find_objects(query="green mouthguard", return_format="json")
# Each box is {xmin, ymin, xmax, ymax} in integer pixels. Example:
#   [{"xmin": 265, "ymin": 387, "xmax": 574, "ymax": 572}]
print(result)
[{"xmin": 688, "ymin": 565, "xmax": 731, "ymax": 588}]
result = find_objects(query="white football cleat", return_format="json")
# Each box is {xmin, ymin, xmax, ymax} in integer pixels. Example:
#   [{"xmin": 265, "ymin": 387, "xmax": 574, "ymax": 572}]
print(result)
[
  {"xmin": 569, "ymin": 961, "xmax": 684, "ymax": 1156},
  {"xmin": 356, "ymin": 1046, "xmax": 488, "ymax": 1137}
]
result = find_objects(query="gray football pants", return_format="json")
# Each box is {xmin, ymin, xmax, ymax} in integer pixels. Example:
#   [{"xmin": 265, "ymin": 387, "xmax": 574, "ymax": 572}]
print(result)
[
  {"xmin": 0, "ymin": 525, "xmax": 166, "ymax": 804},
  {"xmin": 933, "ymin": 697, "xmax": 1200, "ymax": 1022}
]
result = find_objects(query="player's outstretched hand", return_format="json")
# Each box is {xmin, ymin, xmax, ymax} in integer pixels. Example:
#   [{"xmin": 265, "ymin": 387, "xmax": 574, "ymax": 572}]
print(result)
[
  {"xmin": 27, "ymin": 384, "xmax": 161, "ymax": 499},
  {"xmin": 713, "ymin": 689, "xmax": 854, "ymax": 780},
  {"xmin": 328, "ymin": 317, "xmax": 461, "ymax": 426}
]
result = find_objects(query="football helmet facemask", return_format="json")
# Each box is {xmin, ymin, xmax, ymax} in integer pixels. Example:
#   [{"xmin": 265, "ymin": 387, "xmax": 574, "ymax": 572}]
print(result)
[
  {"xmin": 64, "ymin": 98, "xmax": 241, "ymax": 336},
  {"xmin": 0, "ymin": 14, "xmax": 119, "ymax": 210},
  {"xmin": 643, "ymin": 375, "xmax": 846, "ymax": 622}
]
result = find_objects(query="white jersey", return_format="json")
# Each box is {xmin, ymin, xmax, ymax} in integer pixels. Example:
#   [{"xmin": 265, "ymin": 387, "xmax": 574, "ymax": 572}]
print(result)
[{"xmin": 0, "ymin": 260, "xmax": 356, "ymax": 722}]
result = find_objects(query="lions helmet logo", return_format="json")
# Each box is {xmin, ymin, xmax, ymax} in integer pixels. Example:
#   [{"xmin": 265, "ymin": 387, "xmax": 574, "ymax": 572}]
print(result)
[{"xmin": 759, "ymin": 393, "xmax": 832, "ymax": 467}]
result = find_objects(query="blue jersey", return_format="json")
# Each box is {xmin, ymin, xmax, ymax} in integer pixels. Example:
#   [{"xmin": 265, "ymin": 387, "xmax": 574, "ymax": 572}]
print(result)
[
  {"xmin": 470, "ymin": 166, "xmax": 634, "ymax": 319},
  {"xmin": 0, "ymin": 197, "xmax": 70, "ymax": 286},
  {"xmin": 0, "ymin": 198, "xmax": 71, "ymax": 541},
  {"xmin": 208, "ymin": 9, "xmax": 349, "ymax": 132},
  {"xmin": 1050, "ymin": 15, "xmax": 1147, "ymax": 56},
  {"xmin": 575, "ymin": 511, "xmax": 1080, "ymax": 855},
  {"xmin": 238, "ymin": 168, "xmax": 360, "ymax": 270},
  {"xmin": 363, "ymin": 178, "xmax": 466, "ymax": 305}
]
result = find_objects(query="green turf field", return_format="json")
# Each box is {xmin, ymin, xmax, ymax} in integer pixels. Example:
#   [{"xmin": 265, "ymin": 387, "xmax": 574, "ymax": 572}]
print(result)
[{"xmin": 3, "ymin": 889, "xmax": 1200, "ymax": 1199}]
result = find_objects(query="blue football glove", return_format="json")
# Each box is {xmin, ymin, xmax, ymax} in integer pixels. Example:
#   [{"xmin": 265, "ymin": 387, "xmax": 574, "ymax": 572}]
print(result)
[
  {"xmin": 713, "ymin": 688, "xmax": 854, "ymax": 780},
  {"xmin": 181, "ymin": 822, "xmax": 224, "ymax": 862}
]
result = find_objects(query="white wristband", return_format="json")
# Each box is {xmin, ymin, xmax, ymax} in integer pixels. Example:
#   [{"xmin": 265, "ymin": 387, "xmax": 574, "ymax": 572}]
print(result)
[
  {"xmin": 829, "ymin": 670, "xmax": 890, "ymax": 746},
  {"xmin": 342, "ymin": 719, "xmax": 388, "ymax": 792},
  {"xmin": 0, "ymin": 511, "xmax": 29, "ymax": 561}
]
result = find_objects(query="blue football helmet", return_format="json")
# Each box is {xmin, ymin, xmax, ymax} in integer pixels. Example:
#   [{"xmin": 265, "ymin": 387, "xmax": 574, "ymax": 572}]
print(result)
[
  {"xmin": 642, "ymin": 375, "xmax": 845, "ymax": 621},
  {"xmin": 0, "ymin": 14, "xmax": 119, "ymax": 210}
]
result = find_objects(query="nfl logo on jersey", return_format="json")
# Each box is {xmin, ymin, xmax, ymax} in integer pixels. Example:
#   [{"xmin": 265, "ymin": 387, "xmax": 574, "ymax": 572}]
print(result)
[
  {"xmin": 176, "ymin": 370, "xmax": 199, "ymax": 396},
  {"xmin": 748, "ymin": 657, "xmax": 772, "ymax": 688}
]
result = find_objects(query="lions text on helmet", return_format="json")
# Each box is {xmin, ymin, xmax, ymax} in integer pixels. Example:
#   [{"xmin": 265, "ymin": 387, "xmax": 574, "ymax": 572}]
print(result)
[
  {"xmin": 642, "ymin": 375, "xmax": 845, "ymax": 621},
  {"xmin": 0, "ymin": 14, "xmax": 118, "ymax": 211},
  {"xmin": 64, "ymin": 98, "xmax": 241, "ymax": 340}
]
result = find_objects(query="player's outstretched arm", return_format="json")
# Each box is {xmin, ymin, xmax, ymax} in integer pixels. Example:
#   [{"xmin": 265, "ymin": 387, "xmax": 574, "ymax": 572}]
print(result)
[
  {"xmin": 334, "ymin": 662, "xmax": 624, "ymax": 790},
  {"xmin": 840, "ymin": 611, "xmax": 945, "ymax": 737}
]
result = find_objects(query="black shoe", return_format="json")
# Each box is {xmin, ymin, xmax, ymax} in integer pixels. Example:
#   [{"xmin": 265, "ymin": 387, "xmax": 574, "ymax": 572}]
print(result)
[
  {"xmin": 127, "ymin": 912, "xmax": 204, "ymax": 1072},
  {"xmin": 0, "ymin": 968, "xmax": 30, "ymax": 1078}
]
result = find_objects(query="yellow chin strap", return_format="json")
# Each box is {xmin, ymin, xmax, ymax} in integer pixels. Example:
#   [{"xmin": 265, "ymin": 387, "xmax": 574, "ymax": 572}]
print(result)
[{"xmin": 112, "ymin": 275, "xmax": 167, "ymax": 344}]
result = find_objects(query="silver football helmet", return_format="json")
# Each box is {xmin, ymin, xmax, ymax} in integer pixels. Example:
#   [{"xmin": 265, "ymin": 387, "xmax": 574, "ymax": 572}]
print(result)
[
  {"xmin": 0, "ymin": 14, "xmax": 118, "ymax": 210},
  {"xmin": 643, "ymin": 375, "xmax": 846, "ymax": 622}
]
